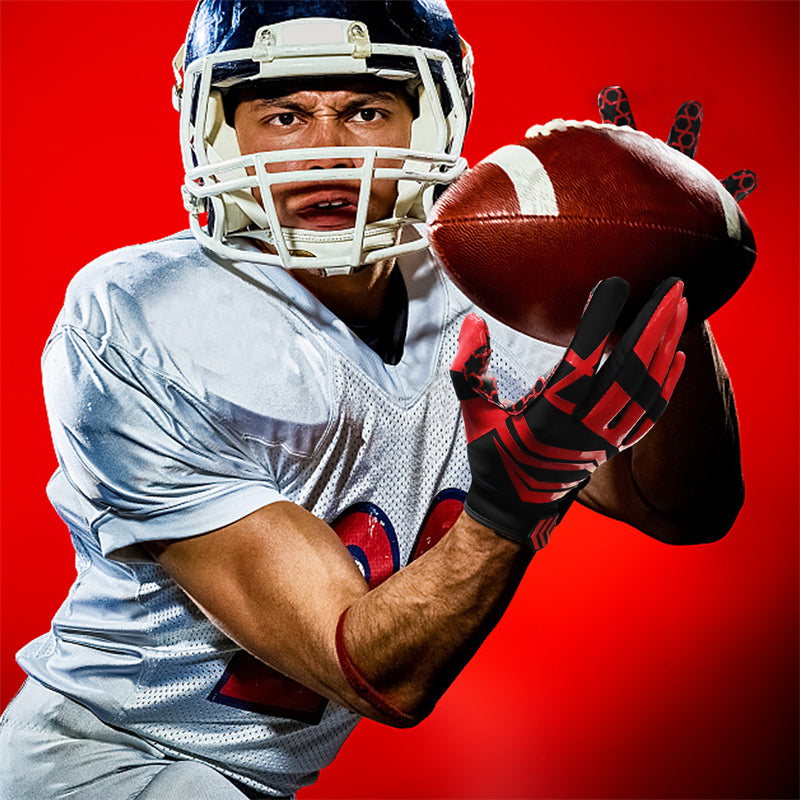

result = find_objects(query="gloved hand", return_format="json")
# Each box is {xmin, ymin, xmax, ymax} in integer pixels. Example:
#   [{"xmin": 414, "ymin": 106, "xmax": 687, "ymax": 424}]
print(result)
[
  {"xmin": 450, "ymin": 277, "xmax": 687, "ymax": 550},
  {"xmin": 597, "ymin": 85, "xmax": 757, "ymax": 202}
]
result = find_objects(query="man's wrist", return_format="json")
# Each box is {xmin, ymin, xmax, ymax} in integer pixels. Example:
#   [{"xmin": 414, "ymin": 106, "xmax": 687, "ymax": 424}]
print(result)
[{"xmin": 463, "ymin": 488, "xmax": 563, "ymax": 550}]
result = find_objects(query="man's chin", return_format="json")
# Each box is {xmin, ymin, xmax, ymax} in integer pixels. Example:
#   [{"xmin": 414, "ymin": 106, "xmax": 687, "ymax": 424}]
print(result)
[
  {"xmin": 249, "ymin": 237, "xmax": 372, "ymax": 276},
  {"xmin": 290, "ymin": 264, "xmax": 379, "ymax": 282}
]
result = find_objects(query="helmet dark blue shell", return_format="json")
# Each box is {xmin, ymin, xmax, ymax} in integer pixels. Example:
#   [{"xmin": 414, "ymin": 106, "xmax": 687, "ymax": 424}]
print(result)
[
  {"xmin": 184, "ymin": 1, "xmax": 472, "ymax": 118},
  {"xmin": 186, "ymin": 1, "xmax": 464, "ymax": 78}
]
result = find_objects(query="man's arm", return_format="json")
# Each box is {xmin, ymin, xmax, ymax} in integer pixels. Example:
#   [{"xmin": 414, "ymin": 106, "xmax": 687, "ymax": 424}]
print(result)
[
  {"xmin": 578, "ymin": 320, "xmax": 744, "ymax": 543},
  {"xmin": 148, "ymin": 504, "xmax": 530, "ymax": 727},
  {"xmin": 148, "ymin": 277, "xmax": 689, "ymax": 728}
]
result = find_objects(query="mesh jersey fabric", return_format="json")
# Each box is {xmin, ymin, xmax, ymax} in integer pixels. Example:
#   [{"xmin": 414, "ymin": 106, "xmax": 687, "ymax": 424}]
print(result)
[{"xmin": 18, "ymin": 229, "xmax": 563, "ymax": 796}]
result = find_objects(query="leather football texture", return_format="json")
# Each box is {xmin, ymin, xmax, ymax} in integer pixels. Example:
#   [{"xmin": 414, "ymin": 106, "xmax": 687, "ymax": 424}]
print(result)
[{"xmin": 428, "ymin": 119, "xmax": 757, "ymax": 347}]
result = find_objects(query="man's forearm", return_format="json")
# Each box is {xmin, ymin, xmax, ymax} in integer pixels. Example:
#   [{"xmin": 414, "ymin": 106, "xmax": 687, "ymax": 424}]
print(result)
[
  {"xmin": 579, "ymin": 320, "xmax": 744, "ymax": 542},
  {"xmin": 338, "ymin": 512, "xmax": 532, "ymax": 723}
]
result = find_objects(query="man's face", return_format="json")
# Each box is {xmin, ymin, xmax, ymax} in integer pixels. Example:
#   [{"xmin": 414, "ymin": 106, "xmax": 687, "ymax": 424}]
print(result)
[{"xmin": 233, "ymin": 78, "xmax": 415, "ymax": 231}]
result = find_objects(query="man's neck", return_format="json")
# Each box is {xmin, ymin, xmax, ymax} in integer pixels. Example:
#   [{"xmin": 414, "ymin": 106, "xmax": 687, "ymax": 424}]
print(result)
[{"xmin": 290, "ymin": 257, "xmax": 397, "ymax": 324}]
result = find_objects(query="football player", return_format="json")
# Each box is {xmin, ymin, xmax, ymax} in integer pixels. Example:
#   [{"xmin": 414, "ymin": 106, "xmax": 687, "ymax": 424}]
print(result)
[{"xmin": 0, "ymin": 2, "xmax": 745, "ymax": 798}]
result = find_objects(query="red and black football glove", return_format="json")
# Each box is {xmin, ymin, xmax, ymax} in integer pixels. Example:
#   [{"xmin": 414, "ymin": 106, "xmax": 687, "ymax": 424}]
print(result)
[
  {"xmin": 597, "ymin": 85, "xmax": 757, "ymax": 202},
  {"xmin": 451, "ymin": 277, "xmax": 687, "ymax": 550}
]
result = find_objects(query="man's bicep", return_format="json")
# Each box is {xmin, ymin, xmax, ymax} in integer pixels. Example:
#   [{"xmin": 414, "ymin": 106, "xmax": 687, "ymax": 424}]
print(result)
[{"xmin": 147, "ymin": 501, "xmax": 372, "ymax": 710}]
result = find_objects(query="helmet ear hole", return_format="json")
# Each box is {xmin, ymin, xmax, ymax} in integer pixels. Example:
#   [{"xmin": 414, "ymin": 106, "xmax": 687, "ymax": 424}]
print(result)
[{"xmin": 221, "ymin": 88, "xmax": 240, "ymax": 129}]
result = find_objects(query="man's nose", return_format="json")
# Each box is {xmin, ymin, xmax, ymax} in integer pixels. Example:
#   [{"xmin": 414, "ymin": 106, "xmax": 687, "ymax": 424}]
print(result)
[{"xmin": 302, "ymin": 118, "xmax": 358, "ymax": 169}]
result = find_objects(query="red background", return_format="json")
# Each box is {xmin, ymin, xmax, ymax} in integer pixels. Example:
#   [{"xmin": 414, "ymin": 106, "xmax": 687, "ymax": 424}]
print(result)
[{"xmin": 1, "ymin": 1, "xmax": 798, "ymax": 798}]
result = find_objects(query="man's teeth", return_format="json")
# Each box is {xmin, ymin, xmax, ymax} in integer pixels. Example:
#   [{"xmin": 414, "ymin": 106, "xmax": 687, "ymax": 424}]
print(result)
[{"xmin": 315, "ymin": 200, "xmax": 348, "ymax": 209}]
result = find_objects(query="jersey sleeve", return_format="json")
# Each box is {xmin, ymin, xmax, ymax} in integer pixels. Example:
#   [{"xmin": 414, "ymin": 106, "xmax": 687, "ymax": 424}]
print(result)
[{"xmin": 43, "ymin": 323, "xmax": 286, "ymax": 559}]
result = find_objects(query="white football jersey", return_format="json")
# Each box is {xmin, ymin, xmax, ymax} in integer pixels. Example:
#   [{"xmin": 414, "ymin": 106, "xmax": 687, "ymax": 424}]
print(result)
[{"xmin": 18, "ymin": 230, "xmax": 563, "ymax": 796}]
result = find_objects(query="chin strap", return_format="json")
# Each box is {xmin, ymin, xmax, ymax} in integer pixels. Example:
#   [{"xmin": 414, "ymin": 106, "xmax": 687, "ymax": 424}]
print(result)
[
  {"xmin": 335, "ymin": 608, "xmax": 416, "ymax": 725},
  {"xmin": 229, "ymin": 221, "xmax": 423, "ymax": 276},
  {"xmin": 228, "ymin": 227, "xmax": 401, "ymax": 276}
]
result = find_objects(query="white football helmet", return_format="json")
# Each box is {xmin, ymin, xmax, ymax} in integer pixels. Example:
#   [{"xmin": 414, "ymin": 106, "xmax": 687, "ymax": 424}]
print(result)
[{"xmin": 174, "ymin": 0, "xmax": 474, "ymax": 275}]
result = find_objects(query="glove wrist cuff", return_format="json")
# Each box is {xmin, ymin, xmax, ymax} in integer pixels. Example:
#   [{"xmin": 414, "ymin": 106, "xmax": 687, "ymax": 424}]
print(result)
[{"xmin": 463, "ymin": 492, "xmax": 564, "ymax": 551}]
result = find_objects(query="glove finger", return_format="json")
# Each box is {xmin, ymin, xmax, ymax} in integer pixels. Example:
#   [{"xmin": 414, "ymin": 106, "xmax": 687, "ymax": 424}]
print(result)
[
  {"xmin": 598, "ymin": 85, "xmax": 637, "ymax": 128},
  {"xmin": 622, "ymin": 350, "xmax": 686, "ymax": 448},
  {"xmin": 575, "ymin": 279, "xmax": 682, "ymax": 434},
  {"xmin": 628, "ymin": 279, "xmax": 684, "ymax": 370},
  {"xmin": 642, "ymin": 295, "xmax": 688, "ymax": 387},
  {"xmin": 588, "ymin": 278, "xmax": 682, "ymax": 397},
  {"xmin": 542, "ymin": 277, "xmax": 629, "ymax": 414},
  {"xmin": 540, "ymin": 277, "xmax": 629, "ymax": 422},
  {"xmin": 452, "ymin": 313, "xmax": 489, "ymax": 374},
  {"xmin": 721, "ymin": 169, "xmax": 758, "ymax": 203},
  {"xmin": 666, "ymin": 100, "xmax": 703, "ymax": 158},
  {"xmin": 567, "ymin": 276, "xmax": 630, "ymax": 363},
  {"xmin": 658, "ymin": 348, "xmax": 686, "ymax": 411},
  {"xmin": 450, "ymin": 313, "xmax": 501, "ymax": 404},
  {"xmin": 608, "ymin": 298, "xmax": 687, "ymax": 440}
]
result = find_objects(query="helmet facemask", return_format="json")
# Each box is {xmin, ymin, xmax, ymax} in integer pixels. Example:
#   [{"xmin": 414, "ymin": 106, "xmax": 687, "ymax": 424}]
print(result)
[{"xmin": 175, "ymin": 17, "xmax": 471, "ymax": 276}]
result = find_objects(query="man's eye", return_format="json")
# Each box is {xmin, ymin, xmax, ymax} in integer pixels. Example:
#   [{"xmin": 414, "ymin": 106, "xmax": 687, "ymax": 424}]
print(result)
[
  {"xmin": 271, "ymin": 112, "xmax": 297, "ymax": 126},
  {"xmin": 352, "ymin": 108, "xmax": 382, "ymax": 122}
]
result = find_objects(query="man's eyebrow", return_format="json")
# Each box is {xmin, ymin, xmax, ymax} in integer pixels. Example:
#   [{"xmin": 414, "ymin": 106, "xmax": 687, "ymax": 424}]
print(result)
[
  {"xmin": 250, "ymin": 91, "xmax": 404, "ymax": 111},
  {"xmin": 250, "ymin": 97, "xmax": 306, "ymax": 111}
]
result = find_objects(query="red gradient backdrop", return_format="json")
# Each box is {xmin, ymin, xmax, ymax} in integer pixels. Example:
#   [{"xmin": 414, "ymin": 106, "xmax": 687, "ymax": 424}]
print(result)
[{"xmin": 1, "ymin": 2, "xmax": 797, "ymax": 798}]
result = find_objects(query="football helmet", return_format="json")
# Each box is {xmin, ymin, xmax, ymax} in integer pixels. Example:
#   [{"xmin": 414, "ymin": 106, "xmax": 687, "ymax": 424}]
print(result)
[{"xmin": 174, "ymin": 0, "xmax": 474, "ymax": 275}]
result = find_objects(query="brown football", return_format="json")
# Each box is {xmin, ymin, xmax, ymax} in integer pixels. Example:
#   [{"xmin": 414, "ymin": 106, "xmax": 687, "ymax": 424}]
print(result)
[{"xmin": 428, "ymin": 119, "xmax": 756, "ymax": 347}]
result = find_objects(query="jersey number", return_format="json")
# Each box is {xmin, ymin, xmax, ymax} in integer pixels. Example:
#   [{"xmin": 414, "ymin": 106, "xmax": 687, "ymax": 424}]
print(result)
[{"xmin": 207, "ymin": 489, "xmax": 465, "ymax": 724}]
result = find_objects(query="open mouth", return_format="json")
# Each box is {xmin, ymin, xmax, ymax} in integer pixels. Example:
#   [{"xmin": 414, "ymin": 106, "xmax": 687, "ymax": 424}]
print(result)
[{"xmin": 287, "ymin": 188, "xmax": 361, "ymax": 230}]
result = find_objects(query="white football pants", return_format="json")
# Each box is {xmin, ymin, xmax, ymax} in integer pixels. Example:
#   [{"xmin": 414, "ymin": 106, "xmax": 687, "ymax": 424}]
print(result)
[{"xmin": 0, "ymin": 679, "xmax": 287, "ymax": 800}]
